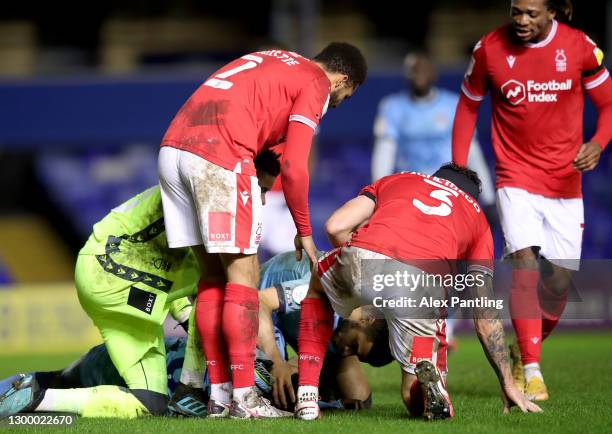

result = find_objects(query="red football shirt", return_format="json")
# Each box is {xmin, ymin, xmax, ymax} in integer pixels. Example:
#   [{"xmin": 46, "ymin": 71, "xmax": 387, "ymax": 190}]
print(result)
[
  {"xmin": 162, "ymin": 50, "xmax": 330, "ymax": 174},
  {"xmin": 161, "ymin": 50, "xmax": 331, "ymax": 236},
  {"xmin": 349, "ymin": 172, "xmax": 493, "ymax": 274},
  {"xmin": 461, "ymin": 20, "xmax": 610, "ymax": 198}
]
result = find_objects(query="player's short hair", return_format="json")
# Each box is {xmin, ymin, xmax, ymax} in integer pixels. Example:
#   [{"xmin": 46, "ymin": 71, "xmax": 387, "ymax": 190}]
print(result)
[
  {"xmin": 335, "ymin": 306, "xmax": 393, "ymax": 367},
  {"xmin": 434, "ymin": 162, "xmax": 482, "ymax": 201},
  {"xmin": 546, "ymin": 0, "xmax": 573, "ymax": 23},
  {"xmin": 254, "ymin": 150, "xmax": 281, "ymax": 177},
  {"xmin": 362, "ymin": 317, "xmax": 393, "ymax": 367},
  {"xmin": 313, "ymin": 42, "xmax": 368, "ymax": 89}
]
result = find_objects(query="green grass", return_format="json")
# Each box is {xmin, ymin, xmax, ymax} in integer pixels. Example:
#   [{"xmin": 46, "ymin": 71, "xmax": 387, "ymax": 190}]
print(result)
[{"xmin": 1, "ymin": 331, "xmax": 611, "ymax": 433}]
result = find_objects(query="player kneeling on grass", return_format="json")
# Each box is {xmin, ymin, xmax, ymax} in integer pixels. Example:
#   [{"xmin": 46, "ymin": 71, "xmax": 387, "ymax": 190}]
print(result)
[
  {"xmin": 257, "ymin": 252, "xmax": 393, "ymax": 411},
  {"xmin": 0, "ymin": 151, "xmax": 280, "ymax": 419},
  {"xmin": 294, "ymin": 163, "xmax": 543, "ymax": 420}
]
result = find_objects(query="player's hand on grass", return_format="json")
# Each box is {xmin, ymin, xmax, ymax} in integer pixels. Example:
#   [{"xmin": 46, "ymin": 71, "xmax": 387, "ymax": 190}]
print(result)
[
  {"xmin": 573, "ymin": 141, "xmax": 602, "ymax": 172},
  {"xmin": 271, "ymin": 360, "xmax": 295, "ymax": 409},
  {"xmin": 501, "ymin": 383, "xmax": 543, "ymax": 414},
  {"xmin": 295, "ymin": 235, "xmax": 318, "ymax": 267}
]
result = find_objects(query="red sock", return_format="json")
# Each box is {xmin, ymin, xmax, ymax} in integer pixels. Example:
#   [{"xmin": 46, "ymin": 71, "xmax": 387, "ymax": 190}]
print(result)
[
  {"xmin": 196, "ymin": 281, "xmax": 230, "ymax": 384},
  {"xmin": 509, "ymin": 268, "xmax": 542, "ymax": 365},
  {"xmin": 298, "ymin": 297, "xmax": 334, "ymax": 387},
  {"xmin": 222, "ymin": 283, "xmax": 259, "ymax": 389},
  {"xmin": 408, "ymin": 379, "xmax": 424, "ymax": 417}
]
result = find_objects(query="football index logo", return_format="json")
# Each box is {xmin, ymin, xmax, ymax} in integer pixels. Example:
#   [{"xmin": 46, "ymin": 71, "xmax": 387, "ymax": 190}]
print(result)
[
  {"xmin": 501, "ymin": 80, "xmax": 526, "ymax": 105},
  {"xmin": 501, "ymin": 79, "xmax": 572, "ymax": 105}
]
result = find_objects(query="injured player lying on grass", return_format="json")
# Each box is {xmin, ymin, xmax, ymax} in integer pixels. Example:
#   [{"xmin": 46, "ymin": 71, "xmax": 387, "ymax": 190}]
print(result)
[
  {"xmin": 0, "ymin": 303, "xmax": 389, "ymax": 419},
  {"xmin": 0, "ymin": 253, "xmax": 391, "ymax": 419}
]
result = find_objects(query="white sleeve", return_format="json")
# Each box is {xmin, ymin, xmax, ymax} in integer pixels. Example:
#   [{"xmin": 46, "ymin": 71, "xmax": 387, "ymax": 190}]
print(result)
[
  {"xmin": 467, "ymin": 136, "xmax": 495, "ymax": 206},
  {"xmin": 372, "ymin": 116, "xmax": 397, "ymax": 181}
]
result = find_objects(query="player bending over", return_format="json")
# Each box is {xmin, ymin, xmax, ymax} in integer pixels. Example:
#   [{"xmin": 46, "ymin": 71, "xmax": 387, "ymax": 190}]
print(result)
[
  {"xmin": 158, "ymin": 43, "xmax": 367, "ymax": 419},
  {"xmin": 295, "ymin": 164, "xmax": 543, "ymax": 420},
  {"xmin": 0, "ymin": 151, "xmax": 280, "ymax": 419}
]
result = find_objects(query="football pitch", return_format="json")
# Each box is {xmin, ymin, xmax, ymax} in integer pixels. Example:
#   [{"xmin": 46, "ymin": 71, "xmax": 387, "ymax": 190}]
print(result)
[{"xmin": 1, "ymin": 331, "xmax": 611, "ymax": 433}]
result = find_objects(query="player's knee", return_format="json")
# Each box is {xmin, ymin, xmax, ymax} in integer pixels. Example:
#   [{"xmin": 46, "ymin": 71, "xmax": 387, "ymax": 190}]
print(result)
[
  {"xmin": 540, "ymin": 260, "xmax": 572, "ymax": 296},
  {"xmin": 131, "ymin": 389, "xmax": 169, "ymax": 416},
  {"xmin": 222, "ymin": 253, "xmax": 260, "ymax": 288},
  {"xmin": 510, "ymin": 247, "xmax": 539, "ymax": 269}
]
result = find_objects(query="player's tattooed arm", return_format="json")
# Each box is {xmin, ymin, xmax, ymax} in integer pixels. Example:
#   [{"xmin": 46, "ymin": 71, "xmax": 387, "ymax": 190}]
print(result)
[{"xmin": 469, "ymin": 272, "xmax": 513, "ymax": 385}]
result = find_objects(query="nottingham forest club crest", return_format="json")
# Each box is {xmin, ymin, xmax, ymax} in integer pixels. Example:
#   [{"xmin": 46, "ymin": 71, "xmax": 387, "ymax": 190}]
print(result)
[{"xmin": 555, "ymin": 49, "xmax": 567, "ymax": 72}]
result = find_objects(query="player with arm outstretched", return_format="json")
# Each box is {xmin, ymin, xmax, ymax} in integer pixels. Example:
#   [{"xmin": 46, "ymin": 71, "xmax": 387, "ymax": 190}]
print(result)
[
  {"xmin": 295, "ymin": 163, "xmax": 542, "ymax": 421},
  {"xmin": 451, "ymin": 0, "xmax": 612, "ymax": 401},
  {"xmin": 158, "ymin": 43, "xmax": 367, "ymax": 419}
]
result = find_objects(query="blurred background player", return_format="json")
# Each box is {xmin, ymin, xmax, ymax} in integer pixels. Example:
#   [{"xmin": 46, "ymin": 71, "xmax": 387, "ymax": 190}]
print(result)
[
  {"xmin": 295, "ymin": 164, "xmax": 542, "ymax": 420},
  {"xmin": 158, "ymin": 43, "xmax": 367, "ymax": 418},
  {"xmin": 372, "ymin": 52, "xmax": 494, "ymax": 200},
  {"xmin": 257, "ymin": 251, "xmax": 392, "ymax": 411},
  {"xmin": 452, "ymin": 0, "xmax": 612, "ymax": 401},
  {"xmin": 0, "ymin": 152, "xmax": 280, "ymax": 419},
  {"xmin": 371, "ymin": 51, "xmax": 497, "ymax": 349}
]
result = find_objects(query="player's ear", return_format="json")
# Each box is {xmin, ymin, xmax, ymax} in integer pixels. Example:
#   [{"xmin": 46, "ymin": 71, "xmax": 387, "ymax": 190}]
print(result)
[
  {"xmin": 335, "ymin": 74, "xmax": 349, "ymax": 89},
  {"xmin": 359, "ymin": 316, "xmax": 375, "ymax": 327}
]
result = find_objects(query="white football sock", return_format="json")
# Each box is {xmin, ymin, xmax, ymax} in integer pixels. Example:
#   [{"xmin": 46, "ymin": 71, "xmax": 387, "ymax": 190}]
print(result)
[
  {"xmin": 233, "ymin": 386, "xmax": 252, "ymax": 402},
  {"xmin": 179, "ymin": 368, "xmax": 204, "ymax": 389},
  {"xmin": 523, "ymin": 362, "xmax": 544, "ymax": 381},
  {"xmin": 297, "ymin": 385, "xmax": 318, "ymax": 403},
  {"xmin": 210, "ymin": 382, "xmax": 232, "ymax": 404}
]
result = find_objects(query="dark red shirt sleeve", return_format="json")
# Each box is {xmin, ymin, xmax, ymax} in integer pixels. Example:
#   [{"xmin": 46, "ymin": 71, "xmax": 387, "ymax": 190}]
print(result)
[
  {"xmin": 282, "ymin": 74, "xmax": 330, "ymax": 236},
  {"xmin": 452, "ymin": 94, "xmax": 480, "ymax": 166},
  {"xmin": 453, "ymin": 38, "xmax": 488, "ymax": 166},
  {"xmin": 281, "ymin": 121, "xmax": 315, "ymax": 236},
  {"xmin": 588, "ymin": 79, "xmax": 612, "ymax": 150},
  {"xmin": 581, "ymin": 34, "xmax": 612, "ymax": 150}
]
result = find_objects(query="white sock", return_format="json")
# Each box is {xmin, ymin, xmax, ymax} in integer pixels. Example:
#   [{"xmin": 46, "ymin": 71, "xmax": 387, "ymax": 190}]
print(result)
[
  {"xmin": 179, "ymin": 368, "xmax": 204, "ymax": 389},
  {"xmin": 523, "ymin": 362, "xmax": 544, "ymax": 381},
  {"xmin": 210, "ymin": 382, "xmax": 232, "ymax": 404},
  {"xmin": 35, "ymin": 389, "xmax": 89, "ymax": 413},
  {"xmin": 297, "ymin": 385, "xmax": 318, "ymax": 403},
  {"xmin": 233, "ymin": 386, "xmax": 252, "ymax": 402}
]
